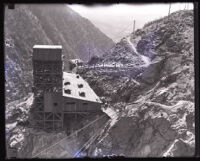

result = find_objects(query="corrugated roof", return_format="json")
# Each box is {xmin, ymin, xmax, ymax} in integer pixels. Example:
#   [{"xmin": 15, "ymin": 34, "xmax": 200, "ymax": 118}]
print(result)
[
  {"xmin": 33, "ymin": 45, "xmax": 62, "ymax": 49},
  {"xmin": 62, "ymin": 72, "xmax": 102, "ymax": 103}
]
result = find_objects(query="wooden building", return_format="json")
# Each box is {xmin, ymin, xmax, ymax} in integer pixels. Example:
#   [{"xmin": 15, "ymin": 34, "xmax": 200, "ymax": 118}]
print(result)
[
  {"xmin": 69, "ymin": 59, "xmax": 84, "ymax": 71},
  {"xmin": 30, "ymin": 45, "xmax": 102, "ymax": 131}
]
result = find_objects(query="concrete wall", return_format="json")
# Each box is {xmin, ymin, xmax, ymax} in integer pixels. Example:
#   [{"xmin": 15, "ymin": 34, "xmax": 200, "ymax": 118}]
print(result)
[
  {"xmin": 44, "ymin": 94, "xmax": 102, "ymax": 113},
  {"xmin": 44, "ymin": 93, "xmax": 63, "ymax": 113},
  {"xmin": 62, "ymin": 97, "xmax": 102, "ymax": 112},
  {"xmin": 33, "ymin": 48, "xmax": 62, "ymax": 61}
]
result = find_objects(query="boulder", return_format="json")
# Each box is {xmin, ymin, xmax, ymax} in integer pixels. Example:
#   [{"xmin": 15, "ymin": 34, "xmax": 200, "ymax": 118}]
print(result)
[{"xmin": 140, "ymin": 59, "xmax": 165, "ymax": 84}]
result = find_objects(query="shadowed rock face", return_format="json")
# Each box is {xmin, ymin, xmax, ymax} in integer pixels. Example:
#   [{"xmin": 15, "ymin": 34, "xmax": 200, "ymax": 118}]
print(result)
[
  {"xmin": 79, "ymin": 10, "xmax": 194, "ymax": 157},
  {"xmin": 4, "ymin": 4, "xmax": 114, "ymax": 103}
]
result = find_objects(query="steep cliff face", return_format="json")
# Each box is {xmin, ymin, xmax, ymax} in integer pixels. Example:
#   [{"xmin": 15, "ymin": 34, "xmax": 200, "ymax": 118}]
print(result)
[
  {"xmin": 4, "ymin": 4, "xmax": 114, "ymax": 103},
  {"xmin": 78, "ymin": 10, "xmax": 195, "ymax": 157}
]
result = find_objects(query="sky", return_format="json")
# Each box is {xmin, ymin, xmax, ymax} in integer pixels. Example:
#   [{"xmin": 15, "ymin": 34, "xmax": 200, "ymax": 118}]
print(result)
[{"xmin": 68, "ymin": 3, "xmax": 193, "ymax": 42}]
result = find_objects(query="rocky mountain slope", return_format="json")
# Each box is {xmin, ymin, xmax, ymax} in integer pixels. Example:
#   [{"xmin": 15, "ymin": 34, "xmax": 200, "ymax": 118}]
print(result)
[
  {"xmin": 77, "ymin": 10, "xmax": 195, "ymax": 157},
  {"xmin": 6, "ymin": 9, "xmax": 194, "ymax": 158},
  {"xmin": 4, "ymin": 4, "xmax": 114, "ymax": 103}
]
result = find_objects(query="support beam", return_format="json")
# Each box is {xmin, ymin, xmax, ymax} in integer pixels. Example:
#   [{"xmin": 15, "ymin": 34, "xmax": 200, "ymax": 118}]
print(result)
[{"xmin": 63, "ymin": 111, "xmax": 89, "ymax": 114}]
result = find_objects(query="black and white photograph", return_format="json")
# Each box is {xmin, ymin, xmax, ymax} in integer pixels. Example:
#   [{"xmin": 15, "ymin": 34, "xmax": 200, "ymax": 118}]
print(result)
[{"xmin": 4, "ymin": 2, "xmax": 195, "ymax": 158}]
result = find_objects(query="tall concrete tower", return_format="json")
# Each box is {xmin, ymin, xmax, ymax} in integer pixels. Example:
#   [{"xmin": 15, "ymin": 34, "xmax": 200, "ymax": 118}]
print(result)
[{"xmin": 31, "ymin": 45, "xmax": 63, "ymax": 130}]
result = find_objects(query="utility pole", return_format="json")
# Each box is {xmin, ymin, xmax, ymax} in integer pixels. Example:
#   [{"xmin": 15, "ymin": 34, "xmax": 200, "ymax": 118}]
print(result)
[
  {"xmin": 88, "ymin": 47, "xmax": 91, "ymax": 62},
  {"xmin": 184, "ymin": 4, "xmax": 187, "ymax": 10},
  {"xmin": 133, "ymin": 20, "xmax": 135, "ymax": 33},
  {"xmin": 168, "ymin": 3, "xmax": 171, "ymax": 16}
]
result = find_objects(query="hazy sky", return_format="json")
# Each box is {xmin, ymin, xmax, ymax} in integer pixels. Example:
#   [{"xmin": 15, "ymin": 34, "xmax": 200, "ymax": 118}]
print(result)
[{"xmin": 68, "ymin": 3, "xmax": 193, "ymax": 42}]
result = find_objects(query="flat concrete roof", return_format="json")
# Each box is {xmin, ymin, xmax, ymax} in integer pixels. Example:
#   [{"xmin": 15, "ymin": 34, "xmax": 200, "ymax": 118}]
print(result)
[
  {"xmin": 33, "ymin": 45, "xmax": 62, "ymax": 61},
  {"xmin": 33, "ymin": 45, "xmax": 62, "ymax": 49}
]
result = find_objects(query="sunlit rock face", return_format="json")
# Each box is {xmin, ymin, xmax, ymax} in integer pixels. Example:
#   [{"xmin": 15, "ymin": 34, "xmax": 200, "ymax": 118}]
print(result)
[{"xmin": 79, "ymin": 10, "xmax": 194, "ymax": 157}]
